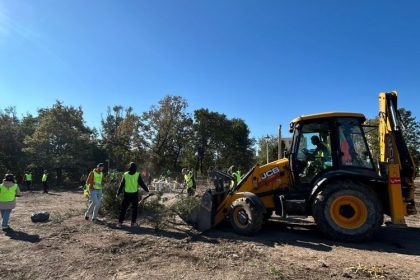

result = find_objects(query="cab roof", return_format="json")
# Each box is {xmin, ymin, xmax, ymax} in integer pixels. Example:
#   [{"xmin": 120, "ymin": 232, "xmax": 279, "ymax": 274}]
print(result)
[{"xmin": 290, "ymin": 112, "xmax": 366, "ymax": 124}]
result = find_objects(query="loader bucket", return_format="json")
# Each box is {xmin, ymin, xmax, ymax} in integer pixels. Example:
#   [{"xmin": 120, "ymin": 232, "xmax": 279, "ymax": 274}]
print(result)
[{"xmin": 181, "ymin": 191, "xmax": 214, "ymax": 232}]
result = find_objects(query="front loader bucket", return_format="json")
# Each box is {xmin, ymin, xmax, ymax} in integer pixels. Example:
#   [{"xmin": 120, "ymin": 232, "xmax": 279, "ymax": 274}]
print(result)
[{"xmin": 181, "ymin": 191, "xmax": 214, "ymax": 232}]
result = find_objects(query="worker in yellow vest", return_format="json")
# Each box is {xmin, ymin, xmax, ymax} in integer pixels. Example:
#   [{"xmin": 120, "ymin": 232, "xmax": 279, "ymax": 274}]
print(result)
[
  {"xmin": 0, "ymin": 174, "xmax": 20, "ymax": 231},
  {"xmin": 182, "ymin": 168, "xmax": 195, "ymax": 196},
  {"xmin": 42, "ymin": 170, "xmax": 49, "ymax": 194},
  {"xmin": 116, "ymin": 162, "xmax": 149, "ymax": 228},
  {"xmin": 228, "ymin": 165, "xmax": 241, "ymax": 189},
  {"xmin": 84, "ymin": 163, "xmax": 105, "ymax": 223},
  {"xmin": 23, "ymin": 171, "xmax": 32, "ymax": 191},
  {"xmin": 230, "ymin": 170, "xmax": 241, "ymax": 189}
]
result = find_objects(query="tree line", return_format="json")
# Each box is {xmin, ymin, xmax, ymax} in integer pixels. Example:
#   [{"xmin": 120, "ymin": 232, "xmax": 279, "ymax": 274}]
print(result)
[
  {"xmin": 0, "ymin": 96, "xmax": 256, "ymax": 184},
  {"xmin": 1, "ymin": 96, "xmax": 418, "ymax": 185}
]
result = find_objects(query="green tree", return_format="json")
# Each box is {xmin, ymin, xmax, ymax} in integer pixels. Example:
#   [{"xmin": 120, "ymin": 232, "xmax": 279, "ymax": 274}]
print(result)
[
  {"xmin": 191, "ymin": 109, "xmax": 228, "ymax": 173},
  {"xmin": 0, "ymin": 107, "xmax": 24, "ymax": 176},
  {"xmin": 101, "ymin": 106, "xmax": 145, "ymax": 170},
  {"xmin": 256, "ymin": 135, "xmax": 279, "ymax": 165},
  {"xmin": 399, "ymin": 108, "xmax": 420, "ymax": 166},
  {"xmin": 24, "ymin": 101, "xmax": 98, "ymax": 184},
  {"xmin": 141, "ymin": 96, "xmax": 193, "ymax": 175},
  {"xmin": 217, "ymin": 118, "xmax": 255, "ymax": 172},
  {"xmin": 365, "ymin": 108, "xmax": 419, "ymax": 166},
  {"xmin": 190, "ymin": 109, "xmax": 255, "ymax": 174}
]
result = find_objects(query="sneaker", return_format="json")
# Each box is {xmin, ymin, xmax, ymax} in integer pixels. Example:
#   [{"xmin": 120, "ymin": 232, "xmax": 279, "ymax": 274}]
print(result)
[
  {"xmin": 84, "ymin": 216, "xmax": 89, "ymax": 221},
  {"xmin": 130, "ymin": 223, "xmax": 139, "ymax": 228},
  {"xmin": 2, "ymin": 226, "xmax": 11, "ymax": 232},
  {"xmin": 116, "ymin": 223, "xmax": 122, "ymax": 229}
]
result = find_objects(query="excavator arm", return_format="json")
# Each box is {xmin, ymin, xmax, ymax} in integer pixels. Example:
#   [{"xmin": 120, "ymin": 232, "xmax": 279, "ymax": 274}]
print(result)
[{"xmin": 379, "ymin": 92, "xmax": 417, "ymax": 224}]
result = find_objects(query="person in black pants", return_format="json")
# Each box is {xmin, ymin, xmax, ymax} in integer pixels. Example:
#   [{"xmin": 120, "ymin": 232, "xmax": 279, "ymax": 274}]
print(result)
[{"xmin": 116, "ymin": 162, "xmax": 149, "ymax": 228}]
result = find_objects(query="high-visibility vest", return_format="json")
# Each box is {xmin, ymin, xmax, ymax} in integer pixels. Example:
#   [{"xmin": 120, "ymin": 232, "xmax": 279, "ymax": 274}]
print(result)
[
  {"xmin": 230, "ymin": 171, "xmax": 241, "ymax": 189},
  {"xmin": 25, "ymin": 174, "xmax": 32, "ymax": 181},
  {"xmin": 0, "ymin": 184, "xmax": 18, "ymax": 202},
  {"xmin": 233, "ymin": 171, "xmax": 241, "ymax": 183},
  {"xmin": 124, "ymin": 172, "xmax": 140, "ymax": 193},
  {"xmin": 93, "ymin": 170, "xmax": 103, "ymax": 190},
  {"xmin": 42, "ymin": 174, "xmax": 48, "ymax": 182},
  {"xmin": 184, "ymin": 172, "xmax": 193, "ymax": 189}
]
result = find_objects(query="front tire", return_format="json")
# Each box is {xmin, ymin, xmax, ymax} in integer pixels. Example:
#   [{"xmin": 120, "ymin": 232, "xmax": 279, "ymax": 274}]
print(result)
[
  {"xmin": 312, "ymin": 180, "xmax": 383, "ymax": 242},
  {"xmin": 229, "ymin": 198, "xmax": 264, "ymax": 236}
]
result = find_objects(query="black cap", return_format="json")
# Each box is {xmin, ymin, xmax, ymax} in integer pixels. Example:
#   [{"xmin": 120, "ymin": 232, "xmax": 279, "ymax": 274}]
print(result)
[
  {"xmin": 5, "ymin": 174, "xmax": 15, "ymax": 182},
  {"xmin": 97, "ymin": 163, "xmax": 105, "ymax": 168},
  {"xmin": 128, "ymin": 162, "xmax": 137, "ymax": 172}
]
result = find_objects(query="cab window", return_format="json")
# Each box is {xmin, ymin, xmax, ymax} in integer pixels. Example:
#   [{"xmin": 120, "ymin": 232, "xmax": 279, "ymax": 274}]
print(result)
[
  {"xmin": 295, "ymin": 122, "xmax": 332, "ymax": 183},
  {"xmin": 338, "ymin": 118, "xmax": 374, "ymax": 169}
]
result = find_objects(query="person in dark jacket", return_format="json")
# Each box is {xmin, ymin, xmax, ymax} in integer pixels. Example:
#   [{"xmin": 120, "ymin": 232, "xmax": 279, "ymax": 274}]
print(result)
[{"xmin": 116, "ymin": 162, "xmax": 149, "ymax": 228}]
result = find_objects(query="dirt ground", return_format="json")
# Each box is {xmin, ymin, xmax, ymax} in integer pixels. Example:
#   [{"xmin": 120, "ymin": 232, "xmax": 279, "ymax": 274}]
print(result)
[{"xmin": 1, "ymin": 182, "xmax": 420, "ymax": 280}]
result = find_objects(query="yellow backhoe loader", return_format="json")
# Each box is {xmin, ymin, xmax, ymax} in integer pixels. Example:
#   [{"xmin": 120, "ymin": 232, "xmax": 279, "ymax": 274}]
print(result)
[{"xmin": 187, "ymin": 92, "xmax": 417, "ymax": 242}]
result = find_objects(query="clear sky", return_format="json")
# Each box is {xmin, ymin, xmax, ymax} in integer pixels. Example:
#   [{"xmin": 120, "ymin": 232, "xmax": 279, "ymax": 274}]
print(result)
[{"xmin": 0, "ymin": 0, "xmax": 419, "ymax": 138}]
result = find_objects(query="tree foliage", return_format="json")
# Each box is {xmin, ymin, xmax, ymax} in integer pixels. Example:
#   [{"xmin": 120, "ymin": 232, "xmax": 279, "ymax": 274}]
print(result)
[
  {"xmin": 365, "ymin": 108, "xmax": 419, "ymax": 166},
  {"xmin": 191, "ymin": 109, "xmax": 255, "ymax": 174},
  {"xmin": 23, "ymin": 101, "xmax": 102, "ymax": 183},
  {"xmin": 5, "ymin": 96, "xmax": 416, "ymax": 187},
  {"xmin": 141, "ymin": 96, "xmax": 193, "ymax": 175},
  {"xmin": 256, "ymin": 135, "xmax": 280, "ymax": 165},
  {"xmin": 101, "ymin": 106, "xmax": 145, "ymax": 170}
]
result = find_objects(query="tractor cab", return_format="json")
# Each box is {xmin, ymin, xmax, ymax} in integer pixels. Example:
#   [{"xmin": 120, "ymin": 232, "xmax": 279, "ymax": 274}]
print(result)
[{"xmin": 288, "ymin": 113, "xmax": 377, "ymax": 192}]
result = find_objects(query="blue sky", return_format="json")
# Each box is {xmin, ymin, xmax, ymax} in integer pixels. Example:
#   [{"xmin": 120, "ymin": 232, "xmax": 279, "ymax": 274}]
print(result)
[{"xmin": 0, "ymin": 0, "xmax": 419, "ymax": 138}]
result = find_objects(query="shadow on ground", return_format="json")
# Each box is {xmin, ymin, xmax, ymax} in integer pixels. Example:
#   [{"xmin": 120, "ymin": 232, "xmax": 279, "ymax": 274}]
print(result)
[
  {"xmin": 97, "ymin": 215, "xmax": 420, "ymax": 257},
  {"xmin": 206, "ymin": 217, "xmax": 420, "ymax": 257},
  {"xmin": 5, "ymin": 229, "xmax": 41, "ymax": 243}
]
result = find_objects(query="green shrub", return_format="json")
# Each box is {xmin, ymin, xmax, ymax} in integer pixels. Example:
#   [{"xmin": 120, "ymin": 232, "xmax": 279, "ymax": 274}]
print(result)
[
  {"xmin": 100, "ymin": 170, "xmax": 123, "ymax": 218},
  {"xmin": 101, "ymin": 170, "xmax": 202, "ymax": 231}
]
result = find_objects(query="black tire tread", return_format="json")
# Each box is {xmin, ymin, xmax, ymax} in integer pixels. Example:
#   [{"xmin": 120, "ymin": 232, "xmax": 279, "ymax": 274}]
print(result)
[
  {"xmin": 312, "ymin": 180, "xmax": 383, "ymax": 242},
  {"xmin": 229, "ymin": 198, "xmax": 264, "ymax": 236}
]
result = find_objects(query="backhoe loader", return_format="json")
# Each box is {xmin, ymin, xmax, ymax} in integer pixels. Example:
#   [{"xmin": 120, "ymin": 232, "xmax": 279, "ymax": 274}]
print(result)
[{"xmin": 187, "ymin": 92, "xmax": 417, "ymax": 242}]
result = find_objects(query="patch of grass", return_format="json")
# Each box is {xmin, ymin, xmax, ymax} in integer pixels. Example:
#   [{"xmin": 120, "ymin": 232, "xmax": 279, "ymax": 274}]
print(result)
[
  {"xmin": 50, "ymin": 208, "xmax": 82, "ymax": 223},
  {"xmin": 269, "ymin": 264, "xmax": 285, "ymax": 280},
  {"xmin": 346, "ymin": 264, "xmax": 386, "ymax": 279}
]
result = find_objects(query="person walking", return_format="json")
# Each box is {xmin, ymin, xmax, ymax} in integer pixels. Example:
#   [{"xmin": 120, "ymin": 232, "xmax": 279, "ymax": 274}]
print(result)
[
  {"xmin": 0, "ymin": 174, "xmax": 20, "ymax": 231},
  {"xmin": 23, "ymin": 171, "xmax": 32, "ymax": 191},
  {"xmin": 116, "ymin": 162, "xmax": 149, "ymax": 228},
  {"xmin": 41, "ymin": 170, "xmax": 49, "ymax": 193},
  {"xmin": 182, "ymin": 168, "xmax": 195, "ymax": 196},
  {"xmin": 84, "ymin": 163, "xmax": 105, "ymax": 223}
]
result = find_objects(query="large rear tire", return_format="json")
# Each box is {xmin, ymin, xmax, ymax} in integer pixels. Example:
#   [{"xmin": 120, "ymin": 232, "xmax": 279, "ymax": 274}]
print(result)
[
  {"xmin": 229, "ymin": 198, "xmax": 264, "ymax": 236},
  {"xmin": 312, "ymin": 180, "xmax": 383, "ymax": 242}
]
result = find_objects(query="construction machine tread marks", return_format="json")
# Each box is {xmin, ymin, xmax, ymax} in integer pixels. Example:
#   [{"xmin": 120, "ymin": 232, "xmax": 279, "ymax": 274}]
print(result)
[
  {"xmin": 229, "ymin": 197, "xmax": 265, "ymax": 236},
  {"xmin": 312, "ymin": 180, "xmax": 383, "ymax": 242}
]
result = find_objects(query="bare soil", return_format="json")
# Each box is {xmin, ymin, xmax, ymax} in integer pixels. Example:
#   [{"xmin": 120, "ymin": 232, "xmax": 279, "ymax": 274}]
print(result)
[{"xmin": 1, "ymin": 182, "xmax": 420, "ymax": 280}]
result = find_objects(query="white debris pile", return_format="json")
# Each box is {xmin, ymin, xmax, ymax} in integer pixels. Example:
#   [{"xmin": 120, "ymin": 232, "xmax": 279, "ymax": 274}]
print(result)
[{"xmin": 149, "ymin": 179, "xmax": 182, "ymax": 193}]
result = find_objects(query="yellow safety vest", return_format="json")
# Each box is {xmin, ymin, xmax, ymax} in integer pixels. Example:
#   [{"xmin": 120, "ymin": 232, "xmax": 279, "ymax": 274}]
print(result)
[
  {"xmin": 124, "ymin": 172, "xmax": 140, "ymax": 193},
  {"xmin": 42, "ymin": 174, "xmax": 48, "ymax": 182},
  {"xmin": 0, "ymin": 184, "xmax": 18, "ymax": 202},
  {"xmin": 25, "ymin": 174, "xmax": 32, "ymax": 181},
  {"xmin": 184, "ymin": 172, "xmax": 193, "ymax": 189},
  {"xmin": 230, "ymin": 171, "xmax": 241, "ymax": 189},
  {"xmin": 93, "ymin": 170, "xmax": 103, "ymax": 190}
]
